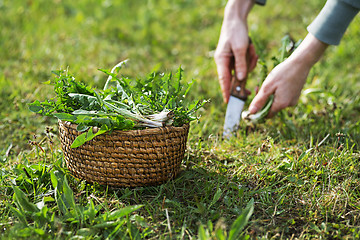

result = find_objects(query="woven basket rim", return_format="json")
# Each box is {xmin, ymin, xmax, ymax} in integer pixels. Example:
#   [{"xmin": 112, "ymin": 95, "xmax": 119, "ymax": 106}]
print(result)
[{"xmin": 59, "ymin": 120, "xmax": 190, "ymax": 136}]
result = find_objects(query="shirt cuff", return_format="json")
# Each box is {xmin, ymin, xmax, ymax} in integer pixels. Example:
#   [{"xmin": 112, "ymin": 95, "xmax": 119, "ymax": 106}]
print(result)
[
  {"xmin": 307, "ymin": 0, "xmax": 359, "ymax": 45},
  {"xmin": 255, "ymin": 0, "xmax": 266, "ymax": 6}
]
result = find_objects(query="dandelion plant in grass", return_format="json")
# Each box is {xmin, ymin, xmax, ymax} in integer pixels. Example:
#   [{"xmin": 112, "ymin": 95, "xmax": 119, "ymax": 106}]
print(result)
[
  {"xmin": 29, "ymin": 61, "xmax": 207, "ymax": 148},
  {"xmin": 242, "ymin": 35, "xmax": 300, "ymax": 123}
]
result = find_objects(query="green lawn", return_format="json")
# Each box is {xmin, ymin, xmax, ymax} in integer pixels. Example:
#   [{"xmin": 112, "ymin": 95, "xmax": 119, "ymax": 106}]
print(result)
[{"xmin": 1, "ymin": 0, "xmax": 360, "ymax": 239}]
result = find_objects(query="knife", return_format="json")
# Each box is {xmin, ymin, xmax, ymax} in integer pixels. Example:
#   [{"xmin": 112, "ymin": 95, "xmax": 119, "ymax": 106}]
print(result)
[{"xmin": 223, "ymin": 44, "xmax": 251, "ymax": 138}]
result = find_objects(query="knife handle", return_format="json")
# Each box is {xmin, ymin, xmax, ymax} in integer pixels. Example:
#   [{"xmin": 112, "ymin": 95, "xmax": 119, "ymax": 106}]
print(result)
[{"xmin": 230, "ymin": 42, "xmax": 252, "ymax": 101}]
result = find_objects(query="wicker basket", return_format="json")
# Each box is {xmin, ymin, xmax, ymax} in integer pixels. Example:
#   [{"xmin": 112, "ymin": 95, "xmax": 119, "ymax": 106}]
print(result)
[{"xmin": 58, "ymin": 120, "xmax": 189, "ymax": 187}]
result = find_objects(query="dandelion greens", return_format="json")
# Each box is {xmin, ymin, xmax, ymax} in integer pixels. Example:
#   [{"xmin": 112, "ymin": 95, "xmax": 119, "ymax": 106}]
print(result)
[{"xmin": 29, "ymin": 63, "xmax": 207, "ymax": 147}]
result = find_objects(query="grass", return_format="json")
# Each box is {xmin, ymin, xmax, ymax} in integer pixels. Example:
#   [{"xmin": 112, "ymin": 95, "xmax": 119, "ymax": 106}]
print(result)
[{"xmin": 1, "ymin": 0, "xmax": 360, "ymax": 239}]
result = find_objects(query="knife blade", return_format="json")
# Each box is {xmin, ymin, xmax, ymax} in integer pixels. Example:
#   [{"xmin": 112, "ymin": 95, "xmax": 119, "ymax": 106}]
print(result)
[{"xmin": 223, "ymin": 45, "xmax": 251, "ymax": 138}]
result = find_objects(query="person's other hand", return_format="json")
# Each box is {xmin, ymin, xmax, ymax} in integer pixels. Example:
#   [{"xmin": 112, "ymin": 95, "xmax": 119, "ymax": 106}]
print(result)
[
  {"xmin": 214, "ymin": 0, "xmax": 258, "ymax": 103},
  {"xmin": 249, "ymin": 58, "xmax": 310, "ymax": 117},
  {"xmin": 249, "ymin": 33, "xmax": 328, "ymax": 117}
]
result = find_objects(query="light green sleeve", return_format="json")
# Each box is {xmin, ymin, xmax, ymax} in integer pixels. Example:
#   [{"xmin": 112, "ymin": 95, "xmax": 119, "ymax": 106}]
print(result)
[{"xmin": 307, "ymin": 0, "xmax": 359, "ymax": 45}]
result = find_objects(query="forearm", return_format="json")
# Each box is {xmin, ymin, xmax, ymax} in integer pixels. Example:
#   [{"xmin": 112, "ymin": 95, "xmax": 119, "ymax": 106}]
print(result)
[
  {"xmin": 288, "ymin": 33, "xmax": 328, "ymax": 68},
  {"xmin": 224, "ymin": 0, "xmax": 255, "ymax": 22}
]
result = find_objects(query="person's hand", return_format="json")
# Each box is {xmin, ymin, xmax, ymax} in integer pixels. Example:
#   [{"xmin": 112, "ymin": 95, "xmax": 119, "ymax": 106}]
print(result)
[
  {"xmin": 214, "ymin": 0, "xmax": 258, "ymax": 103},
  {"xmin": 249, "ymin": 33, "xmax": 329, "ymax": 117},
  {"xmin": 249, "ymin": 57, "xmax": 310, "ymax": 117}
]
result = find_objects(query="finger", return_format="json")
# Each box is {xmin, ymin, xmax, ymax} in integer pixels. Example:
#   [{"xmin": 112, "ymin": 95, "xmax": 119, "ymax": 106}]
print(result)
[
  {"xmin": 267, "ymin": 104, "xmax": 278, "ymax": 118},
  {"xmin": 267, "ymin": 110, "xmax": 277, "ymax": 118},
  {"xmin": 267, "ymin": 98, "xmax": 283, "ymax": 118},
  {"xmin": 249, "ymin": 54, "xmax": 258, "ymax": 72},
  {"xmin": 249, "ymin": 81, "xmax": 274, "ymax": 114},
  {"xmin": 248, "ymin": 44, "xmax": 258, "ymax": 72},
  {"xmin": 267, "ymin": 95, "xmax": 299, "ymax": 118},
  {"xmin": 233, "ymin": 47, "xmax": 248, "ymax": 81},
  {"xmin": 215, "ymin": 57, "xmax": 233, "ymax": 103},
  {"xmin": 255, "ymin": 85, "xmax": 259, "ymax": 95}
]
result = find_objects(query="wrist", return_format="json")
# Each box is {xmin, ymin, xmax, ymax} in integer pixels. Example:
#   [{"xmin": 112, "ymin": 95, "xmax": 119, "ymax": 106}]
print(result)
[
  {"xmin": 289, "ymin": 33, "xmax": 328, "ymax": 67},
  {"xmin": 224, "ymin": 0, "xmax": 255, "ymax": 21}
]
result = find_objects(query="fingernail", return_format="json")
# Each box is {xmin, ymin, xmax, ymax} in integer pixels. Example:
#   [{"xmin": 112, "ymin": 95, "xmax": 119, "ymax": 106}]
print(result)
[
  {"xmin": 237, "ymin": 72, "xmax": 244, "ymax": 80},
  {"xmin": 249, "ymin": 105, "xmax": 258, "ymax": 114}
]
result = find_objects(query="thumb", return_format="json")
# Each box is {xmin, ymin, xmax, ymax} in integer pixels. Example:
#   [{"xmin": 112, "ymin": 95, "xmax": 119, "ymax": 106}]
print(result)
[
  {"xmin": 233, "ymin": 47, "xmax": 248, "ymax": 80},
  {"xmin": 249, "ymin": 83, "xmax": 274, "ymax": 114}
]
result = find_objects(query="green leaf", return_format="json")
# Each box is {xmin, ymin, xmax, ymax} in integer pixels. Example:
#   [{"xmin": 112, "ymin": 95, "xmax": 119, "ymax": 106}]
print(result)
[
  {"xmin": 62, "ymin": 176, "xmax": 76, "ymax": 210},
  {"xmin": 215, "ymin": 228, "xmax": 226, "ymax": 240},
  {"xmin": 92, "ymin": 220, "xmax": 125, "ymax": 229},
  {"xmin": 209, "ymin": 187, "xmax": 222, "ymax": 208},
  {"xmin": 71, "ymin": 126, "xmax": 108, "ymax": 148},
  {"xmin": 228, "ymin": 198, "xmax": 254, "ymax": 240},
  {"xmin": 101, "ymin": 59, "xmax": 129, "ymax": 90},
  {"xmin": 76, "ymin": 122, "xmax": 89, "ymax": 132},
  {"xmin": 108, "ymin": 220, "xmax": 128, "ymax": 239},
  {"xmin": 107, "ymin": 205, "xmax": 144, "ymax": 221},
  {"xmin": 42, "ymin": 80, "xmax": 51, "ymax": 85},
  {"xmin": 198, "ymin": 224, "xmax": 208, "ymax": 240},
  {"xmin": 85, "ymin": 127, "xmax": 96, "ymax": 141},
  {"xmin": 28, "ymin": 100, "xmax": 44, "ymax": 113},
  {"xmin": 104, "ymin": 99, "xmax": 131, "ymax": 110},
  {"xmin": 12, "ymin": 186, "xmax": 39, "ymax": 213},
  {"xmin": 50, "ymin": 171, "xmax": 58, "ymax": 189},
  {"xmin": 43, "ymin": 196, "xmax": 55, "ymax": 203},
  {"xmin": 84, "ymin": 199, "xmax": 99, "ymax": 223},
  {"xmin": 53, "ymin": 113, "xmax": 76, "ymax": 122},
  {"xmin": 51, "ymin": 170, "xmax": 70, "ymax": 215},
  {"xmin": 93, "ymin": 90, "xmax": 105, "ymax": 109},
  {"xmin": 174, "ymin": 66, "xmax": 183, "ymax": 93},
  {"xmin": 34, "ymin": 228, "xmax": 45, "ymax": 236},
  {"xmin": 9, "ymin": 205, "xmax": 27, "ymax": 224},
  {"xmin": 68, "ymin": 93, "xmax": 101, "ymax": 110},
  {"xmin": 183, "ymin": 79, "xmax": 194, "ymax": 98},
  {"xmin": 73, "ymin": 109, "xmax": 101, "ymax": 115},
  {"xmin": 51, "ymin": 70, "xmax": 61, "ymax": 76},
  {"xmin": 310, "ymin": 222, "xmax": 321, "ymax": 233},
  {"xmin": 75, "ymin": 228, "xmax": 94, "ymax": 237},
  {"xmin": 70, "ymin": 131, "xmax": 87, "ymax": 148}
]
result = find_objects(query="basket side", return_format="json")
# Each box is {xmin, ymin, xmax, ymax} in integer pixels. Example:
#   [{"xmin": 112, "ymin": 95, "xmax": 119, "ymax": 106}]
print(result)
[{"xmin": 58, "ymin": 120, "xmax": 189, "ymax": 187}]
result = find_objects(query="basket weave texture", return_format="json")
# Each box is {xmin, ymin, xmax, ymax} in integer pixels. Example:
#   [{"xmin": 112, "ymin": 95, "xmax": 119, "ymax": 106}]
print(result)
[{"xmin": 58, "ymin": 120, "xmax": 189, "ymax": 187}]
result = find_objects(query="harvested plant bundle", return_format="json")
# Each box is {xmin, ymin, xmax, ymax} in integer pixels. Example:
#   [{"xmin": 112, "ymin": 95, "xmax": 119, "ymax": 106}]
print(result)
[{"xmin": 30, "ymin": 61, "xmax": 207, "ymax": 148}]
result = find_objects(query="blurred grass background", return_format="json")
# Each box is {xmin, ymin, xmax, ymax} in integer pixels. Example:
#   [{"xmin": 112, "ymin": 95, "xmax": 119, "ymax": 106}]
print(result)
[
  {"xmin": 1, "ymin": 0, "xmax": 359, "ymax": 146},
  {"xmin": 1, "ymin": 0, "xmax": 360, "ymax": 238}
]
